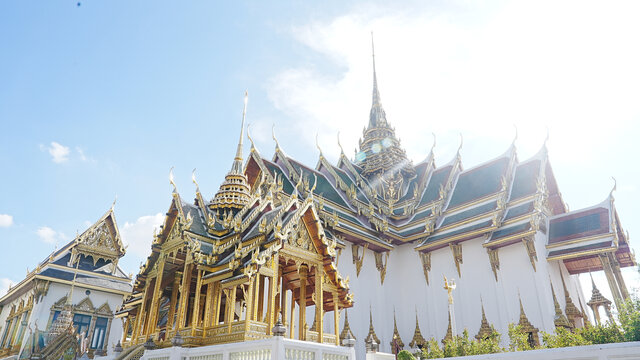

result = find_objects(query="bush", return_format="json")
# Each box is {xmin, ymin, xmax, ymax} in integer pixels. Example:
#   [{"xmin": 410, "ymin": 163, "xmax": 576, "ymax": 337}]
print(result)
[
  {"xmin": 541, "ymin": 327, "xmax": 591, "ymax": 348},
  {"xmin": 397, "ymin": 350, "xmax": 416, "ymax": 360},
  {"xmin": 578, "ymin": 322, "xmax": 624, "ymax": 344},
  {"xmin": 507, "ymin": 324, "xmax": 534, "ymax": 351},
  {"xmin": 618, "ymin": 296, "xmax": 640, "ymax": 342},
  {"xmin": 420, "ymin": 338, "xmax": 444, "ymax": 359}
]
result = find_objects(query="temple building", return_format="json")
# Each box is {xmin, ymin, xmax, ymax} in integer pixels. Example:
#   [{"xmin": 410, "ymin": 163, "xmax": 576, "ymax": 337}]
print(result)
[
  {"xmin": 117, "ymin": 51, "xmax": 635, "ymax": 360},
  {"xmin": 0, "ymin": 207, "xmax": 131, "ymax": 359}
]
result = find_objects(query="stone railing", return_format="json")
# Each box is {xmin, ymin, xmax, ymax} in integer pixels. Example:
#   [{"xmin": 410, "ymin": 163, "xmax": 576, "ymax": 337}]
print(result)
[
  {"xmin": 138, "ymin": 336, "xmax": 355, "ymax": 360},
  {"xmin": 365, "ymin": 341, "xmax": 640, "ymax": 360}
]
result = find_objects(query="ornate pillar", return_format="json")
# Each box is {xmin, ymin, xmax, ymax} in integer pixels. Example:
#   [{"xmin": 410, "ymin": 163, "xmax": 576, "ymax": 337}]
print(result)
[
  {"xmin": 121, "ymin": 317, "xmax": 130, "ymax": 345},
  {"xmin": 147, "ymin": 255, "xmax": 166, "ymax": 334},
  {"xmin": 244, "ymin": 279, "xmax": 255, "ymax": 333},
  {"xmin": 315, "ymin": 266, "xmax": 323, "ymax": 343},
  {"xmin": 611, "ymin": 256, "xmax": 630, "ymax": 300},
  {"xmin": 203, "ymin": 282, "xmax": 214, "ymax": 332},
  {"xmin": 267, "ymin": 256, "xmax": 278, "ymax": 335},
  {"xmin": 599, "ymin": 254, "xmax": 623, "ymax": 308},
  {"xmin": 167, "ymin": 272, "xmax": 182, "ymax": 330},
  {"xmin": 257, "ymin": 275, "xmax": 265, "ymax": 322},
  {"xmin": 176, "ymin": 263, "xmax": 193, "ymax": 330},
  {"xmin": 133, "ymin": 280, "xmax": 151, "ymax": 341},
  {"xmin": 299, "ymin": 265, "xmax": 308, "ymax": 341},
  {"xmin": 213, "ymin": 283, "xmax": 222, "ymax": 326},
  {"xmin": 281, "ymin": 275, "xmax": 288, "ymax": 328},
  {"xmin": 191, "ymin": 269, "xmax": 203, "ymax": 336},
  {"xmin": 333, "ymin": 293, "xmax": 339, "ymax": 346},
  {"xmin": 227, "ymin": 285, "xmax": 237, "ymax": 334},
  {"xmin": 252, "ymin": 275, "xmax": 260, "ymax": 321},
  {"xmin": 289, "ymin": 295, "xmax": 296, "ymax": 339}
]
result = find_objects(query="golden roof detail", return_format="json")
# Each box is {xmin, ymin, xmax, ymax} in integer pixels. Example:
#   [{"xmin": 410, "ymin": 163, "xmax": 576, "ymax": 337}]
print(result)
[{"xmin": 409, "ymin": 309, "xmax": 426, "ymax": 349}]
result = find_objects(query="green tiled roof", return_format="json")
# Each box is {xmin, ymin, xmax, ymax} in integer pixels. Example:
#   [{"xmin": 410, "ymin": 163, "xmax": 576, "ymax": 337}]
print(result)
[
  {"xmin": 509, "ymin": 160, "xmax": 540, "ymax": 200},
  {"xmin": 549, "ymin": 211, "xmax": 606, "ymax": 241},
  {"xmin": 419, "ymin": 166, "xmax": 452, "ymax": 207},
  {"xmin": 504, "ymin": 202, "xmax": 534, "ymax": 221},
  {"xmin": 489, "ymin": 222, "xmax": 531, "ymax": 241},
  {"xmin": 439, "ymin": 201, "xmax": 496, "ymax": 227},
  {"xmin": 448, "ymin": 157, "xmax": 509, "ymax": 208},
  {"xmin": 423, "ymin": 220, "xmax": 492, "ymax": 245}
]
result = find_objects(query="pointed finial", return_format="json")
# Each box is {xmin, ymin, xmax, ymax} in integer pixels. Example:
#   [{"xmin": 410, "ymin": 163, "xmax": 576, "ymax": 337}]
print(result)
[
  {"xmin": 310, "ymin": 173, "xmax": 318, "ymax": 194},
  {"xmin": 111, "ymin": 195, "xmax": 117, "ymax": 211},
  {"xmin": 610, "ymin": 177, "xmax": 617, "ymax": 198},
  {"xmin": 169, "ymin": 166, "xmax": 177, "ymax": 193},
  {"xmin": 272, "ymin": 124, "xmax": 280, "ymax": 150},
  {"xmin": 192, "ymin": 168, "xmax": 200, "ymax": 192},
  {"xmin": 457, "ymin": 133, "xmax": 464, "ymax": 153},
  {"xmin": 316, "ymin": 133, "xmax": 323, "ymax": 158},
  {"xmin": 430, "ymin": 132, "xmax": 436, "ymax": 153},
  {"xmin": 337, "ymin": 132, "xmax": 345, "ymax": 155},
  {"xmin": 247, "ymin": 123, "xmax": 256, "ymax": 152},
  {"xmin": 544, "ymin": 127, "xmax": 550, "ymax": 147},
  {"xmin": 512, "ymin": 125, "xmax": 518, "ymax": 146}
]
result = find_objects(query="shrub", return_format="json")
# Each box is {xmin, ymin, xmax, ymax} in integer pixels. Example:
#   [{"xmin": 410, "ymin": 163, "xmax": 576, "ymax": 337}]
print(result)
[
  {"xmin": 578, "ymin": 322, "xmax": 624, "ymax": 344},
  {"xmin": 397, "ymin": 350, "xmax": 416, "ymax": 360},
  {"xmin": 420, "ymin": 338, "xmax": 444, "ymax": 359},
  {"xmin": 618, "ymin": 296, "xmax": 640, "ymax": 342},
  {"xmin": 507, "ymin": 323, "xmax": 534, "ymax": 351},
  {"xmin": 541, "ymin": 327, "xmax": 591, "ymax": 348}
]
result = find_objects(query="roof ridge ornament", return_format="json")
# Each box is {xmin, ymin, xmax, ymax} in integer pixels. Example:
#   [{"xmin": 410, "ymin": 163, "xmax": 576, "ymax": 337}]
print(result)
[
  {"xmin": 169, "ymin": 166, "xmax": 178, "ymax": 193},
  {"xmin": 192, "ymin": 168, "xmax": 200, "ymax": 192},
  {"xmin": 511, "ymin": 124, "xmax": 518, "ymax": 147},
  {"xmin": 110, "ymin": 195, "xmax": 117, "ymax": 212},
  {"xmin": 247, "ymin": 123, "xmax": 257, "ymax": 153},
  {"xmin": 272, "ymin": 124, "xmax": 281, "ymax": 151},
  {"xmin": 316, "ymin": 133, "xmax": 323, "ymax": 158},
  {"xmin": 610, "ymin": 177, "xmax": 617, "ymax": 199}
]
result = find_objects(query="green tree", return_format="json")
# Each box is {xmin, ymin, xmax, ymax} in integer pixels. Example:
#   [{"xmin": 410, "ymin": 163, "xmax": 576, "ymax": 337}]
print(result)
[{"xmin": 420, "ymin": 339, "xmax": 444, "ymax": 359}]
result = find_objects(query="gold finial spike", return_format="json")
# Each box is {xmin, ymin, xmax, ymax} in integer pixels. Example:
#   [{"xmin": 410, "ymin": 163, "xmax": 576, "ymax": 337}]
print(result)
[
  {"xmin": 430, "ymin": 132, "xmax": 436, "ymax": 153},
  {"xmin": 192, "ymin": 168, "xmax": 200, "ymax": 193},
  {"xmin": 316, "ymin": 133, "xmax": 323, "ymax": 158},
  {"xmin": 337, "ymin": 132, "xmax": 345, "ymax": 156},
  {"xmin": 111, "ymin": 195, "xmax": 117, "ymax": 211},
  {"xmin": 272, "ymin": 124, "xmax": 281, "ymax": 150},
  {"xmin": 544, "ymin": 127, "xmax": 550, "ymax": 147},
  {"xmin": 247, "ymin": 123, "xmax": 256, "ymax": 152},
  {"xmin": 169, "ymin": 166, "xmax": 177, "ymax": 193},
  {"xmin": 512, "ymin": 124, "xmax": 518, "ymax": 146},
  {"xmin": 610, "ymin": 177, "xmax": 617, "ymax": 198}
]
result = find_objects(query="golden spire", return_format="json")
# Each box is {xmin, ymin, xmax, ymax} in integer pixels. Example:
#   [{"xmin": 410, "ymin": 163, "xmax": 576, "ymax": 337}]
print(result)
[
  {"xmin": 210, "ymin": 91, "xmax": 251, "ymax": 211},
  {"xmin": 517, "ymin": 292, "xmax": 539, "ymax": 346},
  {"xmin": 366, "ymin": 306, "xmax": 380, "ymax": 344},
  {"xmin": 550, "ymin": 278, "xmax": 571, "ymax": 329},
  {"xmin": 559, "ymin": 269, "xmax": 581, "ymax": 325},
  {"xmin": 409, "ymin": 307, "xmax": 426, "ymax": 349},
  {"xmin": 390, "ymin": 309, "xmax": 405, "ymax": 352},
  {"xmin": 339, "ymin": 309, "xmax": 356, "ymax": 342},
  {"xmin": 442, "ymin": 312, "xmax": 453, "ymax": 344},
  {"xmin": 475, "ymin": 299, "xmax": 493, "ymax": 340}
]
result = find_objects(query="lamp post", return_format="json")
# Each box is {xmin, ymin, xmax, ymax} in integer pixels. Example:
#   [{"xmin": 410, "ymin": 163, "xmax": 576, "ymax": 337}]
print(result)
[{"xmin": 443, "ymin": 276, "xmax": 457, "ymax": 340}]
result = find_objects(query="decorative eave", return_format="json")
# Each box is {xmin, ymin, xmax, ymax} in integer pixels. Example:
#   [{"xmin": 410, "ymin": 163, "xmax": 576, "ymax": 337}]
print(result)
[{"xmin": 409, "ymin": 310, "xmax": 426, "ymax": 348}]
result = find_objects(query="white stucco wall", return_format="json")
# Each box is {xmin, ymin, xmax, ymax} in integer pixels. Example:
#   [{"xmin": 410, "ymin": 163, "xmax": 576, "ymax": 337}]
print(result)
[{"xmin": 310, "ymin": 230, "xmax": 590, "ymax": 360}]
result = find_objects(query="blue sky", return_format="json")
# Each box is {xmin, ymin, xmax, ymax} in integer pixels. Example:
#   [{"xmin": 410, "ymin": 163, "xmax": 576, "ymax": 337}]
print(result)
[{"xmin": 1, "ymin": 1, "xmax": 639, "ymax": 307}]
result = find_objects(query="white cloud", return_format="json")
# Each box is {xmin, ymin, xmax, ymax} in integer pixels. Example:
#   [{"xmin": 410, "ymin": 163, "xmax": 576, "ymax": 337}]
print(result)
[
  {"xmin": 36, "ymin": 226, "xmax": 66, "ymax": 245},
  {"xmin": 0, "ymin": 214, "xmax": 13, "ymax": 227},
  {"xmin": 0, "ymin": 278, "xmax": 14, "ymax": 296},
  {"xmin": 41, "ymin": 142, "xmax": 71, "ymax": 163},
  {"xmin": 267, "ymin": 0, "xmax": 640, "ymax": 167},
  {"xmin": 120, "ymin": 213, "xmax": 164, "ymax": 260}
]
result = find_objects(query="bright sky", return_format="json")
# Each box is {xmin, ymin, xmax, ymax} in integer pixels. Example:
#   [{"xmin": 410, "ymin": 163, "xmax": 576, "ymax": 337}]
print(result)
[{"xmin": 1, "ymin": 1, "xmax": 639, "ymax": 312}]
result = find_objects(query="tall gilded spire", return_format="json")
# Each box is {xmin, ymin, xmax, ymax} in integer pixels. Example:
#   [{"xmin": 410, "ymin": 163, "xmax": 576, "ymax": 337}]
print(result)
[
  {"xmin": 231, "ymin": 91, "xmax": 248, "ymax": 174},
  {"xmin": 369, "ymin": 32, "xmax": 386, "ymax": 128},
  {"xmin": 356, "ymin": 34, "xmax": 415, "ymax": 182},
  {"xmin": 210, "ymin": 91, "xmax": 251, "ymax": 211}
]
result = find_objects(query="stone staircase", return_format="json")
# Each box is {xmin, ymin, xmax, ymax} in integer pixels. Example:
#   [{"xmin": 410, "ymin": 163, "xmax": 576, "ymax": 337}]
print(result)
[{"xmin": 113, "ymin": 345, "xmax": 145, "ymax": 360}]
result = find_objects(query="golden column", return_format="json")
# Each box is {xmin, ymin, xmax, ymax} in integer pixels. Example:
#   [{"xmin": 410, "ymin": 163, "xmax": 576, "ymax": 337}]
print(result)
[
  {"xmin": 315, "ymin": 266, "xmax": 323, "ymax": 343},
  {"xmin": 266, "ymin": 255, "xmax": 279, "ymax": 335},
  {"xmin": 176, "ymin": 263, "xmax": 193, "ymax": 330},
  {"xmin": 299, "ymin": 265, "xmax": 309, "ymax": 340},
  {"xmin": 191, "ymin": 269, "xmax": 203, "ymax": 336},
  {"xmin": 167, "ymin": 272, "xmax": 182, "ymax": 331},
  {"xmin": 147, "ymin": 254, "xmax": 166, "ymax": 335},
  {"xmin": 333, "ymin": 293, "xmax": 340, "ymax": 345}
]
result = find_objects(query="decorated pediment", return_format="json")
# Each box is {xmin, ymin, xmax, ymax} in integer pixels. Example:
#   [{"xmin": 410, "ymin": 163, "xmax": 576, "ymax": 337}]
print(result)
[
  {"xmin": 96, "ymin": 302, "xmax": 112, "ymax": 316},
  {"xmin": 70, "ymin": 209, "xmax": 125, "ymax": 266},
  {"xmin": 75, "ymin": 297, "xmax": 95, "ymax": 313}
]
